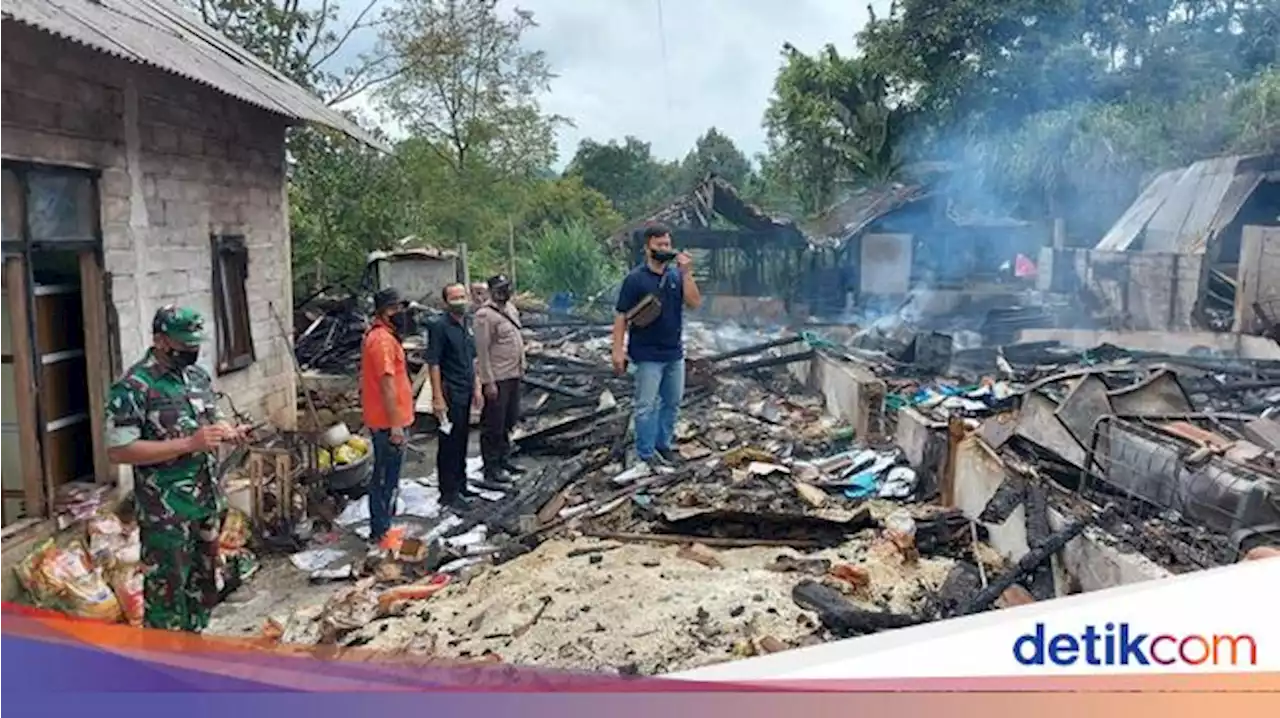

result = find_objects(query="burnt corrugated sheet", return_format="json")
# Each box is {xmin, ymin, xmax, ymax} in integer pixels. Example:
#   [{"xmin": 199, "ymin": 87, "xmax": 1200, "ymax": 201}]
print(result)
[
  {"xmin": 803, "ymin": 184, "xmax": 930, "ymax": 249},
  {"xmin": 3, "ymin": 0, "xmax": 385, "ymax": 150},
  {"xmin": 608, "ymin": 174, "xmax": 800, "ymax": 249},
  {"xmin": 1095, "ymin": 153, "xmax": 1277, "ymax": 254}
]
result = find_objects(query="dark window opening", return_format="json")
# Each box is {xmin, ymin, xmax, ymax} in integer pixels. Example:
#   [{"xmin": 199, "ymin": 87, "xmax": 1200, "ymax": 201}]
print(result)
[{"xmin": 211, "ymin": 234, "xmax": 254, "ymax": 375}]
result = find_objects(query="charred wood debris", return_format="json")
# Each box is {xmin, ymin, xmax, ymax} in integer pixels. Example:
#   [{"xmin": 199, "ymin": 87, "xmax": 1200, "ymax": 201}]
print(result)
[{"xmin": 261, "ymin": 293, "xmax": 1280, "ymax": 671}]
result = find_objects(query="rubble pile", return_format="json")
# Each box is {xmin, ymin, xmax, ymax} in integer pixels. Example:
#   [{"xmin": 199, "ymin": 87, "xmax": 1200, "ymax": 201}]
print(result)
[
  {"xmin": 841, "ymin": 321, "xmax": 1280, "ymax": 573},
  {"xmin": 226, "ymin": 320, "xmax": 1035, "ymax": 673},
  {"xmin": 200, "ymin": 310, "xmax": 1277, "ymax": 674}
]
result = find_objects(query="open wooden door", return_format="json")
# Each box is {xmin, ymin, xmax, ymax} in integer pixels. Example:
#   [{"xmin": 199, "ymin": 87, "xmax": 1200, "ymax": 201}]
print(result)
[
  {"xmin": 79, "ymin": 251, "xmax": 111, "ymax": 484},
  {"xmin": 2, "ymin": 256, "xmax": 46, "ymax": 523},
  {"xmin": 33, "ymin": 279, "xmax": 95, "ymax": 503}
]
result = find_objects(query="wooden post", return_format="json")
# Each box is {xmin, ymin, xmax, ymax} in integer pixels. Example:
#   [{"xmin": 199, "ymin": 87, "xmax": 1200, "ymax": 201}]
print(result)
[{"xmin": 941, "ymin": 417, "xmax": 967, "ymax": 508}]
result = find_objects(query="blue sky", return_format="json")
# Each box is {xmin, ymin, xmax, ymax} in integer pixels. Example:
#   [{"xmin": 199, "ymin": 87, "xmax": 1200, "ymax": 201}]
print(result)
[{"xmin": 324, "ymin": 0, "xmax": 886, "ymax": 166}]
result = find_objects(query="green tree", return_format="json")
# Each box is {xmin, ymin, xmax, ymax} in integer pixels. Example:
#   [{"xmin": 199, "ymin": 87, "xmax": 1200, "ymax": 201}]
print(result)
[
  {"xmin": 519, "ymin": 221, "xmax": 623, "ymax": 298},
  {"xmin": 564, "ymin": 136, "xmax": 675, "ymax": 219},
  {"xmin": 675, "ymin": 127, "xmax": 756, "ymax": 191},
  {"xmin": 188, "ymin": 0, "xmax": 401, "ymax": 103},
  {"xmin": 288, "ymin": 130, "xmax": 422, "ymax": 292},
  {"xmin": 763, "ymin": 44, "xmax": 907, "ymax": 214},
  {"xmin": 378, "ymin": 0, "xmax": 563, "ymax": 178},
  {"xmin": 516, "ymin": 176, "xmax": 623, "ymax": 240},
  {"xmin": 375, "ymin": 0, "xmax": 566, "ymax": 262}
]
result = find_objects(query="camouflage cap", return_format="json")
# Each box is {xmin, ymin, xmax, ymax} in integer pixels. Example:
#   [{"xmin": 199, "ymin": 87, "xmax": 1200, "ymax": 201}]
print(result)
[{"xmin": 152, "ymin": 305, "xmax": 207, "ymax": 345}]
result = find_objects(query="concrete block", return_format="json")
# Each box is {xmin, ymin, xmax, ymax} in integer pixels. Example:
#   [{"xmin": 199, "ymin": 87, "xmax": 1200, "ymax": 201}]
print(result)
[
  {"xmin": 802, "ymin": 352, "xmax": 887, "ymax": 440},
  {"xmin": 895, "ymin": 407, "xmax": 943, "ymax": 469},
  {"xmin": 951, "ymin": 437, "xmax": 1173, "ymax": 592}
]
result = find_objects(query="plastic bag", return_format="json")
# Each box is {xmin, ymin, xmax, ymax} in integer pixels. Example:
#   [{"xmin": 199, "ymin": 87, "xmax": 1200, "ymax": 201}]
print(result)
[
  {"xmin": 16, "ymin": 540, "xmax": 122, "ymax": 622},
  {"xmin": 15, "ymin": 539, "xmax": 61, "ymax": 606},
  {"xmin": 87, "ymin": 512, "xmax": 141, "ymax": 568},
  {"xmin": 219, "ymin": 508, "xmax": 250, "ymax": 552},
  {"xmin": 108, "ymin": 564, "xmax": 145, "ymax": 627}
]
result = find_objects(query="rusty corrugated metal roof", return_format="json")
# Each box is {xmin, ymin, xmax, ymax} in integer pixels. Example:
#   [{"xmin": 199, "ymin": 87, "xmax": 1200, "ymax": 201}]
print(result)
[
  {"xmin": 801, "ymin": 184, "xmax": 930, "ymax": 248},
  {"xmin": 1095, "ymin": 153, "xmax": 1278, "ymax": 253},
  {"xmin": 3, "ymin": 0, "xmax": 387, "ymax": 150}
]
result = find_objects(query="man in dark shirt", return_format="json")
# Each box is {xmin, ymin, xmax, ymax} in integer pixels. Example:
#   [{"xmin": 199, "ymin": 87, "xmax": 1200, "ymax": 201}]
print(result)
[
  {"xmin": 426, "ymin": 282, "xmax": 483, "ymax": 511},
  {"xmin": 612, "ymin": 224, "xmax": 702, "ymax": 468}
]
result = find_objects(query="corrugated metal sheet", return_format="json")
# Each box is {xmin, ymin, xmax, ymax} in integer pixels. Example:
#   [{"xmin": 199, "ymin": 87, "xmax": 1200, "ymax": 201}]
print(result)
[
  {"xmin": 1095, "ymin": 153, "xmax": 1276, "ymax": 254},
  {"xmin": 1094, "ymin": 168, "xmax": 1182, "ymax": 251},
  {"xmin": 1144, "ymin": 156, "xmax": 1239, "ymax": 252},
  {"xmin": 3, "ymin": 0, "xmax": 386, "ymax": 150},
  {"xmin": 802, "ymin": 184, "xmax": 930, "ymax": 248}
]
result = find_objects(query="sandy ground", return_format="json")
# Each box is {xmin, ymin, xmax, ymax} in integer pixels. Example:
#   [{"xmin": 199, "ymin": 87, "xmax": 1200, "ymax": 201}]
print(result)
[
  {"xmin": 212, "ymin": 527, "xmax": 959, "ymax": 675},
  {"xmin": 207, "ymin": 432, "xmax": 962, "ymax": 676},
  {"xmin": 371, "ymin": 535, "xmax": 957, "ymax": 675}
]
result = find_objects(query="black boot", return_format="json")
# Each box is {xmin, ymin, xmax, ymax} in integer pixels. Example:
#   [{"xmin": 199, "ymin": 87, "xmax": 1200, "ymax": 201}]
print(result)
[
  {"xmin": 483, "ymin": 463, "xmax": 513, "ymax": 484},
  {"xmin": 501, "ymin": 453, "xmax": 527, "ymax": 475}
]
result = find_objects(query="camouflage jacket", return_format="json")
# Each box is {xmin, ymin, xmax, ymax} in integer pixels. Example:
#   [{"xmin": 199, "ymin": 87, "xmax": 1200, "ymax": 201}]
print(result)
[{"xmin": 105, "ymin": 349, "xmax": 226, "ymax": 522}]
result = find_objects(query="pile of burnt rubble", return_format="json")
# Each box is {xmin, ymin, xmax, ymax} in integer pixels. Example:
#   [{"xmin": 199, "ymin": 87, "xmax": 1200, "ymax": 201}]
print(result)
[
  {"xmin": 845, "ymin": 322, "xmax": 1280, "ymax": 572},
  {"xmin": 247, "ymin": 310, "xmax": 1280, "ymax": 671},
  {"xmin": 253, "ymin": 323, "xmax": 1024, "ymax": 669}
]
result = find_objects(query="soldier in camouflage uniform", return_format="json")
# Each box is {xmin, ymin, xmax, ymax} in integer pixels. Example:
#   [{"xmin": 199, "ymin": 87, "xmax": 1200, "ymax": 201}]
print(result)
[{"xmin": 104, "ymin": 306, "xmax": 249, "ymax": 632}]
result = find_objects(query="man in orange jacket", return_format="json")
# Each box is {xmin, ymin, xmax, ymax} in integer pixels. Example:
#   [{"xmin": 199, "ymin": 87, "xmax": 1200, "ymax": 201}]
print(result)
[{"xmin": 360, "ymin": 288, "xmax": 414, "ymax": 549}]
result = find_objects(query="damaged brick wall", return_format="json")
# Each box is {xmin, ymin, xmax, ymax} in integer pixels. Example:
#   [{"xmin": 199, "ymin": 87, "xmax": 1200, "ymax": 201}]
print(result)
[{"xmin": 2, "ymin": 24, "xmax": 297, "ymax": 435}]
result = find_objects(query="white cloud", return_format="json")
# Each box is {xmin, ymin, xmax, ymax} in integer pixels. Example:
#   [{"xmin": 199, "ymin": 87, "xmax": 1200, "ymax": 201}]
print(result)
[{"xmin": 318, "ymin": 0, "xmax": 888, "ymax": 166}]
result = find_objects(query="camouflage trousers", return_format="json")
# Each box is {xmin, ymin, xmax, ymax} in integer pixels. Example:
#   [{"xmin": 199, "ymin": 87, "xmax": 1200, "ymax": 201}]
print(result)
[{"xmin": 139, "ymin": 515, "xmax": 221, "ymax": 632}]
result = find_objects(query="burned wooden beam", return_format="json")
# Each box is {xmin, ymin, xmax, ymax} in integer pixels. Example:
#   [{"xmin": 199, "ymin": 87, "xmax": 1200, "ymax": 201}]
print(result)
[
  {"xmin": 977, "ymin": 475, "xmax": 1026, "ymax": 524},
  {"xmin": 721, "ymin": 349, "xmax": 816, "ymax": 376},
  {"xmin": 955, "ymin": 507, "xmax": 1111, "ymax": 616},
  {"xmin": 792, "ymin": 580, "xmax": 925, "ymax": 636},
  {"xmin": 514, "ymin": 406, "xmax": 627, "ymax": 448},
  {"xmin": 586, "ymin": 531, "xmax": 825, "ymax": 549},
  {"xmin": 701, "ymin": 335, "xmax": 807, "ymax": 364},
  {"xmin": 521, "ymin": 374, "xmax": 592, "ymax": 399},
  {"xmin": 932, "ymin": 562, "xmax": 984, "ymax": 617},
  {"xmin": 1022, "ymin": 483, "xmax": 1055, "ymax": 600},
  {"xmin": 915, "ymin": 509, "xmax": 986, "ymax": 555},
  {"xmin": 444, "ymin": 453, "xmax": 600, "ymax": 539}
]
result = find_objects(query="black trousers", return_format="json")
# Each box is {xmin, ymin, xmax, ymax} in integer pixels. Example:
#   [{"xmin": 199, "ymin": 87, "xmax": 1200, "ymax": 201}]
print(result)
[
  {"xmin": 480, "ymin": 377, "xmax": 521, "ymax": 472},
  {"xmin": 437, "ymin": 387, "xmax": 472, "ymax": 500}
]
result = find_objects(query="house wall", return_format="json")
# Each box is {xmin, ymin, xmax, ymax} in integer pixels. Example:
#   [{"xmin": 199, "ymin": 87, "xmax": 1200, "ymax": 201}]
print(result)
[
  {"xmin": 1, "ymin": 25, "xmax": 297, "ymax": 435},
  {"xmin": 1036, "ymin": 247, "xmax": 1203, "ymax": 330},
  {"xmin": 376, "ymin": 256, "xmax": 460, "ymax": 306},
  {"xmin": 1234, "ymin": 225, "xmax": 1280, "ymax": 333}
]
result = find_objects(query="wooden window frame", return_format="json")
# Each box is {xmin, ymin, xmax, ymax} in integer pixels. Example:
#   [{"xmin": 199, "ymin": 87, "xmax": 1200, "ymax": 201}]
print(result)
[{"xmin": 211, "ymin": 233, "xmax": 255, "ymax": 375}]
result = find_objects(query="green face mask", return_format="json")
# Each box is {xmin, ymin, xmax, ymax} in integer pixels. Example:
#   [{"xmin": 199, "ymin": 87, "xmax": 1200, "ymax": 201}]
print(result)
[{"xmin": 447, "ymin": 299, "xmax": 469, "ymax": 314}]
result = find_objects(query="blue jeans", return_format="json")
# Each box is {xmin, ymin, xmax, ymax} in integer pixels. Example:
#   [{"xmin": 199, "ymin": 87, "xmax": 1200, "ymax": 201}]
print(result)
[
  {"xmin": 368, "ymin": 429, "xmax": 405, "ymax": 541},
  {"xmin": 631, "ymin": 359, "xmax": 685, "ymax": 460}
]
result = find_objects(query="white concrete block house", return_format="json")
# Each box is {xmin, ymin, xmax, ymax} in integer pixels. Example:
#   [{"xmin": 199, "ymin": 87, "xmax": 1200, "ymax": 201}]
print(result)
[{"xmin": 0, "ymin": 0, "xmax": 380, "ymax": 537}]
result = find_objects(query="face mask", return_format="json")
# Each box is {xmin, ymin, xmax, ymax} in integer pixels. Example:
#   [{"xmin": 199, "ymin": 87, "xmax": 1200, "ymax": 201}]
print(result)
[
  {"xmin": 491, "ymin": 288, "xmax": 512, "ymax": 304},
  {"xmin": 390, "ymin": 311, "xmax": 412, "ymax": 336},
  {"xmin": 169, "ymin": 346, "xmax": 199, "ymax": 369},
  {"xmin": 650, "ymin": 249, "xmax": 678, "ymax": 263},
  {"xmin": 447, "ymin": 299, "xmax": 469, "ymax": 314}
]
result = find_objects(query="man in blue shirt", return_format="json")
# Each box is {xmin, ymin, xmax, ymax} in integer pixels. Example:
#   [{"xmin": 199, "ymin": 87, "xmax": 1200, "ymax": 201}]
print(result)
[{"xmin": 612, "ymin": 223, "xmax": 703, "ymax": 468}]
